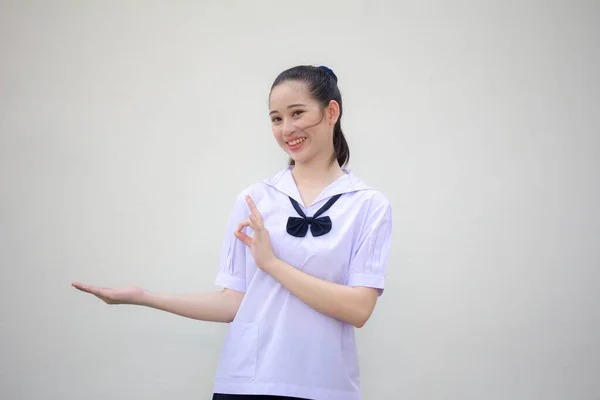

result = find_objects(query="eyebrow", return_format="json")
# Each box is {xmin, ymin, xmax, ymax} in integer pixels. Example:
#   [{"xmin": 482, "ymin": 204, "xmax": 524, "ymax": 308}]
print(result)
[{"xmin": 269, "ymin": 104, "xmax": 307, "ymax": 115}]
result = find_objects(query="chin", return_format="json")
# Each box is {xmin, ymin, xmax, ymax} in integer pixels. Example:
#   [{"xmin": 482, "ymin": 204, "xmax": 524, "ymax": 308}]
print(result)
[
  {"xmin": 282, "ymin": 148, "xmax": 307, "ymax": 164},
  {"xmin": 289, "ymin": 155, "xmax": 312, "ymax": 165}
]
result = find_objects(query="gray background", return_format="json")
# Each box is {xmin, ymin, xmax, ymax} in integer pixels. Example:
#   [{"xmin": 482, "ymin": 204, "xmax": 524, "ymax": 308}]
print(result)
[{"xmin": 1, "ymin": 1, "xmax": 599, "ymax": 399}]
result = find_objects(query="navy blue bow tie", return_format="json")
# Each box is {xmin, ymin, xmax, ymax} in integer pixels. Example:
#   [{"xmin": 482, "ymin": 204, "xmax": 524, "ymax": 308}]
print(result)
[{"xmin": 286, "ymin": 194, "xmax": 342, "ymax": 237}]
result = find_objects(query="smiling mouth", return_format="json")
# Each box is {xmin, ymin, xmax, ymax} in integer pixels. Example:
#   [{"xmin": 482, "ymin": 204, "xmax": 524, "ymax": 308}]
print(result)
[{"xmin": 287, "ymin": 137, "xmax": 306, "ymax": 146}]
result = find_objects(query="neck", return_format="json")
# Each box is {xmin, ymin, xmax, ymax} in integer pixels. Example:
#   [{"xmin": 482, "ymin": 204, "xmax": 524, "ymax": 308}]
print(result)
[{"xmin": 291, "ymin": 155, "xmax": 345, "ymax": 188}]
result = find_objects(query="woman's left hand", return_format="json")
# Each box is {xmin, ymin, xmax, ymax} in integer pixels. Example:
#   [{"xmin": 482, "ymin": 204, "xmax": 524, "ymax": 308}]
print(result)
[{"xmin": 234, "ymin": 195, "xmax": 277, "ymax": 271}]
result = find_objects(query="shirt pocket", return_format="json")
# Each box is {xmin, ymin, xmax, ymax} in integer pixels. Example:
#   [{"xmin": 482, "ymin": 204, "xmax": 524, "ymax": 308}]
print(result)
[{"xmin": 215, "ymin": 321, "xmax": 258, "ymax": 380}]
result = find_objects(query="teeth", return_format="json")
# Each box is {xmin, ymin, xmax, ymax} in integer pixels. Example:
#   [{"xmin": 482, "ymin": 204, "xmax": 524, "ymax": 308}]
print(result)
[{"xmin": 288, "ymin": 138, "xmax": 306, "ymax": 146}]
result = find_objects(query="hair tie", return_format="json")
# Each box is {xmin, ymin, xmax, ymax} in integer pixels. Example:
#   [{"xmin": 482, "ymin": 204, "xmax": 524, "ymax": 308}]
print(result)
[{"xmin": 317, "ymin": 65, "xmax": 338, "ymax": 83}]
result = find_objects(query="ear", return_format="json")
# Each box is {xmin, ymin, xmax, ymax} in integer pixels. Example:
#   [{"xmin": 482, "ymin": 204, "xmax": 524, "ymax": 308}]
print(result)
[{"xmin": 326, "ymin": 100, "xmax": 340, "ymax": 126}]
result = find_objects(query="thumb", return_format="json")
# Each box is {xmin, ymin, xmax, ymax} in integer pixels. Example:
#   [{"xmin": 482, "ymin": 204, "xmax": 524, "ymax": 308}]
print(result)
[{"xmin": 234, "ymin": 230, "xmax": 252, "ymax": 247}]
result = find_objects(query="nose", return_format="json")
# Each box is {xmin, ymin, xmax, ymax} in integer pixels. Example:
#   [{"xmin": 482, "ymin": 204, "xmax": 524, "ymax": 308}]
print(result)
[{"xmin": 282, "ymin": 118, "xmax": 296, "ymax": 136}]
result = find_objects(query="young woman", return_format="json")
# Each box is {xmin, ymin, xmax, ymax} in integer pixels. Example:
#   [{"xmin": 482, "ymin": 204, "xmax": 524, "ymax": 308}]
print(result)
[{"xmin": 72, "ymin": 65, "xmax": 393, "ymax": 400}]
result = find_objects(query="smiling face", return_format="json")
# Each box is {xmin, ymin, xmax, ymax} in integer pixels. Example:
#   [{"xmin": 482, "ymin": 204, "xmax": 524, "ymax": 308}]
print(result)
[{"xmin": 269, "ymin": 81, "xmax": 339, "ymax": 166}]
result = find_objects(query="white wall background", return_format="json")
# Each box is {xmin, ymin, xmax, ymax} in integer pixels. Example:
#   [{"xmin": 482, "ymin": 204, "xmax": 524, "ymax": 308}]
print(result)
[{"xmin": 1, "ymin": 1, "xmax": 599, "ymax": 399}]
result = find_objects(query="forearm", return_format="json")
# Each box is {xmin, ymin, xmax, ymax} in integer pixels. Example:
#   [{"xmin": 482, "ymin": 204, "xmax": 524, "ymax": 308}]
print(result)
[
  {"xmin": 265, "ymin": 258, "xmax": 378, "ymax": 328},
  {"xmin": 139, "ymin": 289, "xmax": 243, "ymax": 323}
]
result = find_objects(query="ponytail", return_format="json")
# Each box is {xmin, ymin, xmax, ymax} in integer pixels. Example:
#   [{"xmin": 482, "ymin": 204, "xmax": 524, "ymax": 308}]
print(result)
[{"xmin": 331, "ymin": 120, "xmax": 349, "ymax": 167}]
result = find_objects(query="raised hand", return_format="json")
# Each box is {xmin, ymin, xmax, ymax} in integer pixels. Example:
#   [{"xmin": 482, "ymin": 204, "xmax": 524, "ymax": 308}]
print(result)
[
  {"xmin": 234, "ymin": 195, "xmax": 277, "ymax": 271},
  {"xmin": 71, "ymin": 282, "xmax": 146, "ymax": 305}
]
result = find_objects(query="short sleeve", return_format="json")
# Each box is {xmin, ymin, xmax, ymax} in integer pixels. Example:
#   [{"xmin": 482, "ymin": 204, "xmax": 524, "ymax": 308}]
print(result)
[
  {"xmin": 347, "ymin": 195, "xmax": 393, "ymax": 296},
  {"xmin": 214, "ymin": 193, "xmax": 248, "ymax": 292}
]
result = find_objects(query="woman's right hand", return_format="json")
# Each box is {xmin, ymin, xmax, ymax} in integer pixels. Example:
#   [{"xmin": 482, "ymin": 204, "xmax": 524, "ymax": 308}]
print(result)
[{"xmin": 71, "ymin": 282, "xmax": 146, "ymax": 305}]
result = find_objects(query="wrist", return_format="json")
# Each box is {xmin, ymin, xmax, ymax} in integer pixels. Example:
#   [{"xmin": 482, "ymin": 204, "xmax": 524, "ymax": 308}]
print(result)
[
  {"xmin": 263, "ymin": 256, "xmax": 282, "ymax": 274},
  {"xmin": 135, "ymin": 288, "xmax": 153, "ymax": 307}
]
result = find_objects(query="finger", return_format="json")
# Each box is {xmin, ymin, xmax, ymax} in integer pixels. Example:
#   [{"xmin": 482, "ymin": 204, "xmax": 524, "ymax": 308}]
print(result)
[
  {"xmin": 237, "ymin": 220, "xmax": 251, "ymax": 231},
  {"xmin": 239, "ymin": 215, "xmax": 258, "ymax": 231},
  {"xmin": 238, "ymin": 220, "xmax": 250, "ymax": 228},
  {"xmin": 87, "ymin": 286, "xmax": 110, "ymax": 298},
  {"xmin": 234, "ymin": 230, "xmax": 252, "ymax": 247},
  {"xmin": 245, "ymin": 195, "xmax": 263, "ymax": 224},
  {"xmin": 72, "ymin": 282, "xmax": 94, "ymax": 293},
  {"xmin": 72, "ymin": 283, "xmax": 113, "ymax": 302},
  {"xmin": 238, "ymin": 218, "xmax": 260, "ymax": 234},
  {"xmin": 234, "ymin": 224, "xmax": 253, "ymax": 247},
  {"xmin": 248, "ymin": 214, "xmax": 260, "ymax": 231},
  {"xmin": 236, "ymin": 220, "xmax": 253, "ymax": 235}
]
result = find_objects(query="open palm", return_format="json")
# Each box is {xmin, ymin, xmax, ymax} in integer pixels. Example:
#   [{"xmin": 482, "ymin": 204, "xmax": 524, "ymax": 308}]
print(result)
[{"xmin": 71, "ymin": 282, "xmax": 144, "ymax": 305}]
